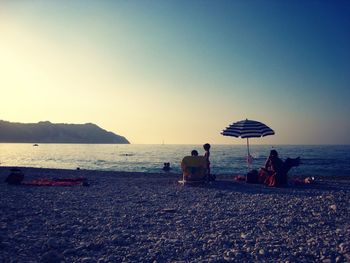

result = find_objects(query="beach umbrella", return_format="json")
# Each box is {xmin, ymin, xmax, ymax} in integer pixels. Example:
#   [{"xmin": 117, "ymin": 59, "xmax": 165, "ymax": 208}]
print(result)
[{"xmin": 221, "ymin": 119, "xmax": 275, "ymax": 167}]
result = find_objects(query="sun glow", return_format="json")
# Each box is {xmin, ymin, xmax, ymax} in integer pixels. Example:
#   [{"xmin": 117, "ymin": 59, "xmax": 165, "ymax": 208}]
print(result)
[{"xmin": 1, "ymin": 2, "xmax": 349, "ymax": 144}]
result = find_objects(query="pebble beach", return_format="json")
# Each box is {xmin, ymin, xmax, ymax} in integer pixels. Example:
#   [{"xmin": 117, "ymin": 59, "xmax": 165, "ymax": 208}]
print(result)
[{"xmin": 0, "ymin": 167, "xmax": 349, "ymax": 263}]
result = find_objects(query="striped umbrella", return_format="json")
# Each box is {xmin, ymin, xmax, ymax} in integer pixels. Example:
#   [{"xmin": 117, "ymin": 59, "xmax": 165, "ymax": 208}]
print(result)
[{"xmin": 221, "ymin": 119, "xmax": 275, "ymax": 166}]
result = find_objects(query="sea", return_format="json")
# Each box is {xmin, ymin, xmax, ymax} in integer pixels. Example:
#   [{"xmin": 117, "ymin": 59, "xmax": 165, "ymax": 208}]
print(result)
[{"xmin": 0, "ymin": 144, "xmax": 350, "ymax": 177}]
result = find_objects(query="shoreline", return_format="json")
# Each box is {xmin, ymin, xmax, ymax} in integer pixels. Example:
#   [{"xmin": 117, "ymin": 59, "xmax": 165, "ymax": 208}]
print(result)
[
  {"xmin": 2, "ymin": 144, "xmax": 350, "ymax": 177},
  {"xmin": 1, "ymin": 165, "xmax": 350, "ymax": 181},
  {"xmin": 1, "ymin": 166, "xmax": 349, "ymax": 262}
]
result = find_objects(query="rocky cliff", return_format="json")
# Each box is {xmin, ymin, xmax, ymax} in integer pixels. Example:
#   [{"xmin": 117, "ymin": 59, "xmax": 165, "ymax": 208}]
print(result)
[{"xmin": 0, "ymin": 120, "xmax": 130, "ymax": 144}]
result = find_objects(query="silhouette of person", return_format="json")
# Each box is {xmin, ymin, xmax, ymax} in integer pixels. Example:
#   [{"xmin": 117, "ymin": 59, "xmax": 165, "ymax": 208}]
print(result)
[
  {"xmin": 203, "ymin": 143, "xmax": 214, "ymax": 181},
  {"xmin": 259, "ymin": 149, "xmax": 284, "ymax": 186},
  {"xmin": 162, "ymin": 162, "xmax": 171, "ymax": 172}
]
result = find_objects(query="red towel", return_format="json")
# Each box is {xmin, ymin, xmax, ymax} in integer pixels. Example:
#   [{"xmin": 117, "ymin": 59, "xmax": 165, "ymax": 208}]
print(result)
[{"xmin": 23, "ymin": 178, "xmax": 87, "ymax": 186}]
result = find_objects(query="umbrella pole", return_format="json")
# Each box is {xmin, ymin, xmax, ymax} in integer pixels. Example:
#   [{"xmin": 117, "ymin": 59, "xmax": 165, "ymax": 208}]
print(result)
[
  {"xmin": 247, "ymin": 138, "xmax": 250, "ymax": 157},
  {"xmin": 246, "ymin": 138, "xmax": 251, "ymax": 171}
]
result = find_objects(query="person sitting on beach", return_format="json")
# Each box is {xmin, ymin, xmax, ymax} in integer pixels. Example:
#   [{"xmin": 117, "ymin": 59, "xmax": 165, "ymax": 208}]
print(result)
[
  {"xmin": 180, "ymin": 150, "xmax": 207, "ymax": 182},
  {"xmin": 258, "ymin": 149, "xmax": 284, "ymax": 186},
  {"xmin": 259, "ymin": 150, "xmax": 300, "ymax": 187},
  {"xmin": 162, "ymin": 162, "xmax": 171, "ymax": 172}
]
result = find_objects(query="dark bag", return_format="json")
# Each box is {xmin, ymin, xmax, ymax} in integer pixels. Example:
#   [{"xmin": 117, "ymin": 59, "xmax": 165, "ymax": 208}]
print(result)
[
  {"xmin": 5, "ymin": 168, "xmax": 24, "ymax": 185},
  {"xmin": 246, "ymin": 169, "xmax": 259, "ymax": 184}
]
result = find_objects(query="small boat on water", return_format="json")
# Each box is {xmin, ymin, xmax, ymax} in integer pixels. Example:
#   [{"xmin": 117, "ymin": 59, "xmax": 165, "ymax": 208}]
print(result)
[{"xmin": 33, "ymin": 144, "xmax": 39, "ymax": 146}]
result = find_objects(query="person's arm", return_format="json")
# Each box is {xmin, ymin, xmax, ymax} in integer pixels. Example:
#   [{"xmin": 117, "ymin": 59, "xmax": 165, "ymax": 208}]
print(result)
[
  {"xmin": 270, "ymin": 162, "xmax": 276, "ymax": 172},
  {"xmin": 264, "ymin": 157, "xmax": 270, "ymax": 170}
]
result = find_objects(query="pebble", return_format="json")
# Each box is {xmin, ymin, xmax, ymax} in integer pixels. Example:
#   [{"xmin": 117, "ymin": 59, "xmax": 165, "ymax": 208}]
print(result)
[
  {"xmin": 81, "ymin": 257, "xmax": 93, "ymax": 263},
  {"xmin": 339, "ymin": 242, "xmax": 349, "ymax": 253},
  {"xmin": 62, "ymin": 248, "xmax": 75, "ymax": 255},
  {"xmin": 329, "ymin": 204, "xmax": 337, "ymax": 211},
  {"xmin": 46, "ymin": 238, "xmax": 58, "ymax": 248},
  {"xmin": 40, "ymin": 251, "xmax": 64, "ymax": 263}
]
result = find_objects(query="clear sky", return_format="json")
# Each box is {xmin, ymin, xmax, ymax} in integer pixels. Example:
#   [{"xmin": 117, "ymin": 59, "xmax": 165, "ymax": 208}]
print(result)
[{"xmin": 1, "ymin": 1, "xmax": 349, "ymax": 144}]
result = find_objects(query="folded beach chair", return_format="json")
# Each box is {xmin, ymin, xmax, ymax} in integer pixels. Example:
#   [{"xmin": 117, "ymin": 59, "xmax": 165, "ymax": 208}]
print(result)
[{"xmin": 178, "ymin": 155, "xmax": 207, "ymax": 185}]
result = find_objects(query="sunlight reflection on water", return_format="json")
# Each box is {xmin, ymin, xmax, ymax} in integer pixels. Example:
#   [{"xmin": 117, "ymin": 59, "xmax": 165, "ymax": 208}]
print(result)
[{"xmin": 0, "ymin": 144, "xmax": 349, "ymax": 176}]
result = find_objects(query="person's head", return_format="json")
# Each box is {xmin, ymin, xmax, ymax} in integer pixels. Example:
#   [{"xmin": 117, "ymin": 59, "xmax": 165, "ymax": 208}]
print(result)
[
  {"xmin": 203, "ymin": 143, "xmax": 211, "ymax": 151},
  {"xmin": 191, "ymin": 150, "xmax": 198, "ymax": 156},
  {"xmin": 269, "ymin": 149, "xmax": 278, "ymax": 158},
  {"xmin": 163, "ymin": 162, "xmax": 170, "ymax": 171}
]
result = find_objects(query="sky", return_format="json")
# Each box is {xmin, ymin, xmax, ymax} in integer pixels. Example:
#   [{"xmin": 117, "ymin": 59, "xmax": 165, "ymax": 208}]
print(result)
[{"xmin": 1, "ymin": 0, "xmax": 349, "ymax": 144}]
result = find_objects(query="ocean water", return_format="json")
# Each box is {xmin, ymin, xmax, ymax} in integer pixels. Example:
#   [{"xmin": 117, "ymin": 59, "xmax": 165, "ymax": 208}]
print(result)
[{"xmin": 0, "ymin": 144, "xmax": 350, "ymax": 177}]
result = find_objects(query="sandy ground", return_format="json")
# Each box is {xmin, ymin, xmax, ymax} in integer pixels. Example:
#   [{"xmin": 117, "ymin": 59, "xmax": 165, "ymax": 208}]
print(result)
[{"xmin": 0, "ymin": 166, "xmax": 349, "ymax": 263}]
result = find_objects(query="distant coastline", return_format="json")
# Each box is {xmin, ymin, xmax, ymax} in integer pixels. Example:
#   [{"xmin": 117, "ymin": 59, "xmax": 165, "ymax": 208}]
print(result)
[{"xmin": 0, "ymin": 120, "xmax": 129, "ymax": 144}]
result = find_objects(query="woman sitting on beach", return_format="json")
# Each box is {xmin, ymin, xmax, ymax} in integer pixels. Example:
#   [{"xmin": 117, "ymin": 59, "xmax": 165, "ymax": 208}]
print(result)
[
  {"xmin": 258, "ymin": 150, "xmax": 301, "ymax": 187},
  {"xmin": 259, "ymin": 149, "xmax": 284, "ymax": 186}
]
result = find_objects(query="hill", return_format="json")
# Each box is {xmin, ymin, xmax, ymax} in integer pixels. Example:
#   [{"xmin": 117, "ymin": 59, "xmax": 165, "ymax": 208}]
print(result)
[{"xmin": 0, "ymin": 120, "xmax": 130, "ymax": 144}]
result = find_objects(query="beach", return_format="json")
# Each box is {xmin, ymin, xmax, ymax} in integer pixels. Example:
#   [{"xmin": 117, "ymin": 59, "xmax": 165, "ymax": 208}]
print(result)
[{"xmin": 0, "ymin": 167, "xmax": 349, "ymax": 262}]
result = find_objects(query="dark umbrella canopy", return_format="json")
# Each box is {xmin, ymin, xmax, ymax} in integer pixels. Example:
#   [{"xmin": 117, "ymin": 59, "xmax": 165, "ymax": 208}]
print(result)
[
  {"xmin": 221, "ymin": 119, "xmax": 275, "ymax": 138},
  {"xmin": 221, "ymin": 119, "xmax": 275, "ymax": 168}
]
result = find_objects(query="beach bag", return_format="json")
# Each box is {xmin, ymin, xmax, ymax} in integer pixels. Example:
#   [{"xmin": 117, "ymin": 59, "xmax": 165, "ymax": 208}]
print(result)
[
  {"xmin": 5, "ymin": 168, "xmax": 24, "ymax": 185},
  {"xmin": 246, "ymin": 169, "xmax": 259, "ymax": 184}
]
